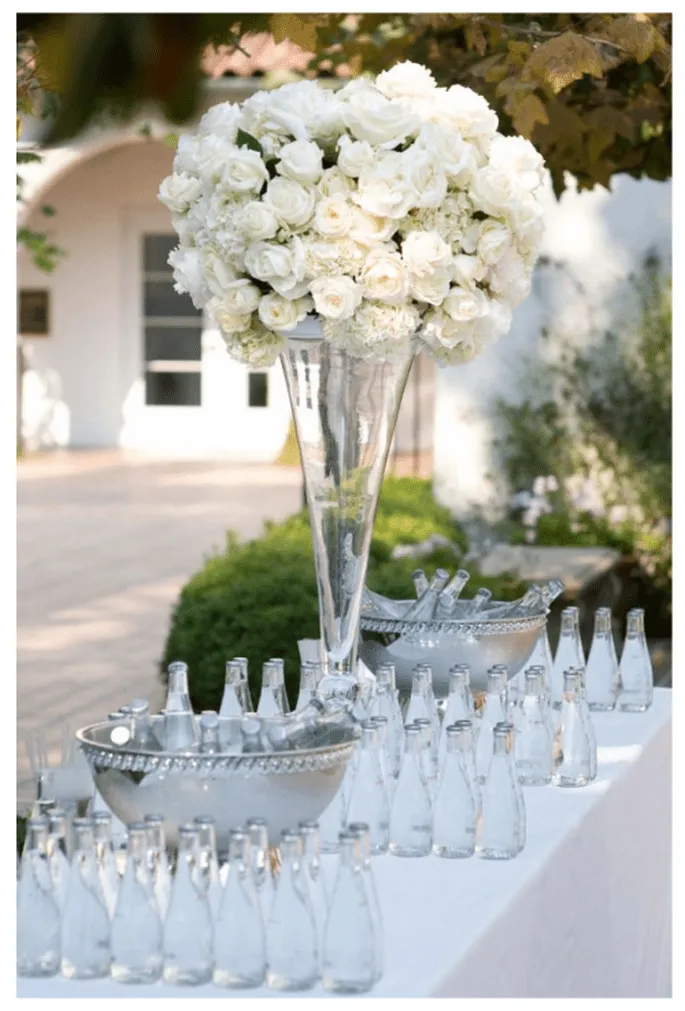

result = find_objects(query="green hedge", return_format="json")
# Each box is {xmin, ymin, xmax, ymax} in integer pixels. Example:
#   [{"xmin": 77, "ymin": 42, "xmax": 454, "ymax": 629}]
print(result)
[{"xmin": 160, "ymin": 477, "xmax": 524, "ymax": 711}]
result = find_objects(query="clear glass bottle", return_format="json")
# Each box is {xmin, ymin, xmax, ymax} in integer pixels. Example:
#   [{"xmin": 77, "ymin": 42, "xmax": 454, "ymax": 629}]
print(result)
[
  {"xmin": 257, "ymin": 659, "xmax": 288, "ymax": 717},
  {"xmin": 412, "ymin": 717, "xmax": 438, "ymax": 800},
  {"xmin": 570, "ymin": 665, "xmax": 598, "ymax": 781},
  {"xmin": 462, "ymin": 587, "xmax": 493, "ymax": 615},
  {"xmin": 92, "ymin": 811, "xmax": 120, "ymax": 920},
  {"xmin": 618, "ymin": 608, "xmax": 654, "ymax": 712},
  {"xmin": 219, "ymin": 661, "xmax": 245, "ymax": 718},
  {"xmin": 585, "ymin": 608, "xmax": 620, "ymax": 711},
  {"xmin": 296, "ymin": 661, "xmax": 319, "ymax": 711},
  {"xmin": 144, "ymin": 814, "xmax": 172, "ymax": 922},
  {"xmin": 245, "ymin": 817, "xmax": 274, "ymax": 916},
  {"xmin": 322, "ymin": 830, "xmax": 376, "ymax": 994},
  {"xmin": 438, "ymin": 667, "xmax": 471, "ymax": 773},
  {"xmin": 371, "ymin": 667, "xmax": 404, "ymax": 784},
  {"xmin": 450, "ymin": 719, "xmax": 481, "ymax": 811},
  {"xmin": 60, "ymin": 818, "xmax": 111, "ymax": 979},
  {"xmin": 345, "ymin": 722, "xmax": 389, "ymax": 855},
  {"xmin": 476, "ymin": 723, "xmax": 522, "ymax": 861},
  {"xmin": 552, "ymin": 671, "xmax": 593, "ymax": 787},
  {"xmin": 516, "ymin": 670, "xmax": 553, "ymax": 786},
  {"xmin": 213, "ymin": 828, "xmax": 266, "ymax": 988},
  {"xmin": 402, "ymin": 569, "xmax": 450, "ymax": 621},
  {"xmin": 368, "ymin": 714, "xmax": 391, "ymax": 799},
  {"xmin": 405, "ymin": 667, "xmax": 435, "ymax": 751},
  {"xmin": 415, "ymin": 663, "xmax": 441, "ymax": 763},
  {"xmin": 268, "ymin": 657, "xmax": 290, "ymax": 713},
  {"xmin": 17, "ymin": 817, "xmax": 61, "ymax": 978},
  {"xmin": 162, "ymin": 824, "xmax": 214, "ymax": 986},
  {"xmin": 433, "ymin": 724, "xmax": 478, "ymax": 859},
  {"xmin": 193, "ymin": 815, "xmax": 223, "ymax": 921},
  {"xmin": 110, "ymin": 822, "xmax": 162, "ymax": 984},
  {"xmin": 436, "ymin": 569, "xmax": 470, "ymax": 616},
  {"xmin": 551, "ymin": 607, "xmax": 585, "ymax": 708},
  {"xmin": 317, "ymin": 777, "xmax": 349, "ymax": 856},
  {"xmin": 411, "ymin": 568, "xmax": 429, "ymax": 598},
  {"xmin": 46, "ymin": 806, "xmax": 70, "ymax": 912},
  {"xmin": 232, "ymin": 656, "xmax": 254, "ymax": 713},
  {"xmin": 198, "ymin": 711, "xmax": 221, "ymax": 754},
  {"xmin": 347, "ymin": 823, "xmax": 384, "ymax": 983},
  {"xmin": 475, "ymin": 669, "xmax": 508, "ymax": 783},
  {"xmin": 389, "ymin": 725, "xmax": 433, "ymax": 858},
  {"xmin": 162, "ymin": 661, "xmax": 199, "ymax": 752},
  {"xmin": 266, "ymin": 830, "xmax": 318, "ymax": 991},
  {"xmin": 129, "ymin": 698, "xmax": 162, "ymax": 751},
  {"xmin": 298, "ymin": 821, "xmax": 329, "ymax": 965}
]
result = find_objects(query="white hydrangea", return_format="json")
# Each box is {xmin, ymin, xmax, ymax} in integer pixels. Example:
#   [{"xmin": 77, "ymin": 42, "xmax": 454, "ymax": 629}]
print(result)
[{"xmin": 159, "ymin": 61, "xmax": 546, "ymax": 366}]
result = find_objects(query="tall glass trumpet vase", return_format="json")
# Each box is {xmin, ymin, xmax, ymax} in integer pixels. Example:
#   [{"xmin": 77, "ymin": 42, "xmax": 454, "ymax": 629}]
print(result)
[{"xmin": 281, "ymin": 318, "xmax": 415, "ymax": 684}]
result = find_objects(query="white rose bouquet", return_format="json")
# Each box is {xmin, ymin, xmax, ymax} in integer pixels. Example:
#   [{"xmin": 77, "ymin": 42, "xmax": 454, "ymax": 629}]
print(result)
[{"xmin": 159, "ymin": 62, "xmax": 547, "ymax": 367}]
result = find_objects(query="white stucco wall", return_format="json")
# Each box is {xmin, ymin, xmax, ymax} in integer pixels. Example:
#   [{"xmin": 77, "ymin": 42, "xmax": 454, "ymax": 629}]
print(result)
[
  {"xmin": 18, "ymin": 137, "xmax": 291, "ymax": 459},
  {"xmin": 432, "ymin": 173, "xmax": 672, "ymax": 518}
]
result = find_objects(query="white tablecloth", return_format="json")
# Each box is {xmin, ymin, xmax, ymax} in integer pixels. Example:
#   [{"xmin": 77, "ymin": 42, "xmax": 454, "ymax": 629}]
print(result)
[{"xmin": 18, "ymin": 688, "xmax": 672, "ymax": 998}]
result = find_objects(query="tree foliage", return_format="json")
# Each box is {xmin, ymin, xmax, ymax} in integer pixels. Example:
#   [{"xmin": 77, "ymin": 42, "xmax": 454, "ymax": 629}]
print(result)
[{"xmin": 17, "ymin": 13, "xmax": 671, "ymax": 194}]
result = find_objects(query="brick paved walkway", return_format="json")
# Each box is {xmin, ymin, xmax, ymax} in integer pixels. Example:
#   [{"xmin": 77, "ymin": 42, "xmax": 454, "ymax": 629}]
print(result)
[{"xmin": 17, "ymin": 451, "xmax": 301, "ymax": 806}]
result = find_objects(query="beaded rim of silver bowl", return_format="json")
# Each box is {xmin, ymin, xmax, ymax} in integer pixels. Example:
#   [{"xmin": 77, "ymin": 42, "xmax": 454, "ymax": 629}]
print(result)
[
  {"xmin": 76, "ymin": 722, "xmax": 358, "ymax": 776},
  {"xmin": 359, "ymin": 610, "xmax": 547, "ymax": 637}
]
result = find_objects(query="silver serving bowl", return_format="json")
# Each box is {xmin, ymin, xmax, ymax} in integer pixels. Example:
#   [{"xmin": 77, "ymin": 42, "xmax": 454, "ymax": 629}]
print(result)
[
  {"xmin": 76, "ymin": 717, "xmax": 357, "ymax": 851},
  {"xmin": 359, "ymin": 604, "xmax": 546, "ymax": 698}
]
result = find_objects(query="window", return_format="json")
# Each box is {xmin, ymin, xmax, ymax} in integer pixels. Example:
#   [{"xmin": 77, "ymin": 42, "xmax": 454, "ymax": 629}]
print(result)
[
  {"xmin": 142, "ymin": 234, "xmax": 203, "ymax": 406},
  {"xmin": 248, "ymin": 372, "xmax": 268, "ymax": 408},
  {"xmin": 19, "ymin": 289, "xmax": 49, "ymax": 335}
]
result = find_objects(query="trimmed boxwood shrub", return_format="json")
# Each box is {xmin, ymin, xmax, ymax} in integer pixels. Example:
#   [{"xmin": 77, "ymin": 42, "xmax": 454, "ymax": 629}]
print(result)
[{"xmin": 160, "ymin": 477, "xmax": 524, "ymax": 711}]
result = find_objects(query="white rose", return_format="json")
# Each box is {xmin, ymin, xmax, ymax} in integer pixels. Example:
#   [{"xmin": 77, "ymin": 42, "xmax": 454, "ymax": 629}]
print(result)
[
  {"xmin": 401, "ymin": 231, "xmax": 453, "ymax": 276},
  {"xmin": 488, "ymin": 249, "xmax": 532, "ymax": 305},
  {"xmin": 443, "ymin": 285, "xmax": 490, "ymax": 323},
  {"xmin": 509, "ymin": 192, "xmax": 545, "ymax": 249},
  {"xmin": 197, "ymin": 101, "xmax": 241, "ymax": 141},
  {"xmin": 375, "ymin": 61, "xmax": 437, "ymax": 100},
  {"xmin": 222, "ymin": 147, "xmax": 269, "ymax": 192},
  {"xmin": 192, "ymin": 134, "xmax": 236, "ymax": 183},
  {"xmin": 337, "ymin": 135, "xmax": 376, "ymax": 178},
  {"xmin": 314, "ymin": 197, "xmax": 354, "ymax": 238},
  {"xmin": 158, "ymin": 172, "xmax": 203, "ymax": 215},
  {"xmin": 309, "ymin": 275, "xmax": 362, "ymax": 320},
  {"xmin": 348, "ymin": 207, "xmax": 396, "ymax": 248},
  {"xmin": 258, "ymin": 293, "xmax": 312, "ymax": 331},
  {"xmin": 453, "ymin": 253, "xmax": 488, "ymax": 288},
  {"xmin": 317, "ymin": 166, "xmax": 353, "ymax": 198},
  {"xmin": 244, "ymin": 238, "xmax": 308, "ymax": 300},
  {"xmin": 264, "ymin": 177, "xmax": 316, "ymax": 229},
  {"xmin": 276, "ymin": 140, "xmax": 324, "ymax": 185},
  {"xmin": 206, "ymin": 295, "xmax": 252, "ymax": 333},
  {"xmin": 356, "ymin": 153, "xmax": 416, "ymax": 219},
  {"xmin": 219, "ymin": 279, "xmax": 262, "ymax": 317},
  {"xmin": 436, "ymin": 85, "xmax": 499, "ymax": 140},
  {"xmin": 342, "ymin": 80, "xmax": 420, "ymax": 148},
  {"xmin": 359, "ymin": 249, "xmax": 408, "ymax": 304},
  {"xmin": 173, "ymin": 133, "xmax": 201, "ymax": 175},
  {"xmin": 402, "ymin": 147, "xmax": 447, "ymax": 209},
  {"xmin": 201, "ymin": 245, "xmax": 238, "ymax": 298},
  {"xmin": 471, "ymin": 167, "xmax": 523, "ymax": 218},
  {"xmin": 251, "ymin": 81, "xmax": 345, "ymax": 143},
  {"xmin": 168, "ymin": 246, "xmax": 208, "ymax": 307},
  {"xmin": 408, "ymin": 269, "xmax": 452, "ymax": 306},
  {"xmin": 237, "ymin": 201, "xmax": 279, "ymax": 241},
  {"xmin": 488, "ymin": 134, "xmax": 545, "ymax": 191},
  {"xmin": 476, "ymin": 220, "xmax": 514, "ymax": 266},
  {"xmin": 414, "ymin": 122, "xmax": 478, "ymax": 183}
]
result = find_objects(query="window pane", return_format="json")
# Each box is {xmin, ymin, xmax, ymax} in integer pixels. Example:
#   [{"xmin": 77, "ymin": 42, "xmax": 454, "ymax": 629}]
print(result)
[
  {"xmin": 145, "ymin": 326, "xmax": 202, "ymax": 362},
  {"xmin": 145, "ymin": 371, "xmax": 201, "ymax": 407},
  {"xmin": 143, "ymin": 234, "xmax": 177, "ymax": 272},
  {"xmin": 248, "ymin": 372, "xmax": 268, "ymax": 408},
  {"xmin": 144, "ymin": 281, "xmax": 201, "ymax": 318}
]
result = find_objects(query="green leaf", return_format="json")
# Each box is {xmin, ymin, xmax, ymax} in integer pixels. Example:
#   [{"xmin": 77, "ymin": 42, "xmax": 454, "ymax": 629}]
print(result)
[
  {"xmin": 235, "ymin": 129, "xmax": 263, "ymax": 154},
  {"xmin": 40, "ymin": 205, "xmax": 56, "ymax": 217},
  {"xmin": 17, "ymin": 151, "xmax": 42, "ymax": 165}
]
